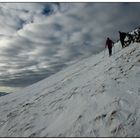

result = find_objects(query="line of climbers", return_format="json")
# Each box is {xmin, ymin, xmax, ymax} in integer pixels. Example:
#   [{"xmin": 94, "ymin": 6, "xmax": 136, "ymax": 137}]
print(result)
[{"xmin": 105, "ymin": 28, "xmax": 140, "ymax": 57}]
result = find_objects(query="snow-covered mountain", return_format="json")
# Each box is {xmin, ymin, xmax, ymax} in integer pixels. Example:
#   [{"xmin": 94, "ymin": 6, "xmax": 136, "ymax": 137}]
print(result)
[{"xmin": 0, "ymin": 38, "xmax": 140, "ymax": 137}]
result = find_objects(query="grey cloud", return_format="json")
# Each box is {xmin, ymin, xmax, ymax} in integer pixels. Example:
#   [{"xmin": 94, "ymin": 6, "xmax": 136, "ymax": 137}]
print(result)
[{"xmin": 0, "ymin": 3, "xmax": 140, "ymax": 89}]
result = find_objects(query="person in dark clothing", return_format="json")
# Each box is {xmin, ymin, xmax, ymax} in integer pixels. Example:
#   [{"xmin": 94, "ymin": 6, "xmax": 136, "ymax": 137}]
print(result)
[
  {"xmin": 119, "ymin": 31, "xmax": 127, "ymax": 48},
  {"xmin": 105, "ymin": 37, "xmax": 114, "ymax": 57}
]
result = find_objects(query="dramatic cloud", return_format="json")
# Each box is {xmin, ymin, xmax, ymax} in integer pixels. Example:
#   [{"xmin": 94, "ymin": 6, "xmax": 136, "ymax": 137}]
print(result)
[{"xmin": 0, "ymin": 2, "xmax": 140, "ymax": 91}]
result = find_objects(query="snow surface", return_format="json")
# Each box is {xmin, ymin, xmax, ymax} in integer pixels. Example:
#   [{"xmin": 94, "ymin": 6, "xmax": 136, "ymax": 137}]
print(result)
[{"xmin": 0, "ymin": 41, "xmax": 140, "ymax": 137}]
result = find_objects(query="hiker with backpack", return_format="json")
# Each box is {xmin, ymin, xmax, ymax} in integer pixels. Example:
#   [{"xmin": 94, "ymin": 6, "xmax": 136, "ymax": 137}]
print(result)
[{"xmin": 105, "ymin": 37, "xmax": 114, "ymax": 57}]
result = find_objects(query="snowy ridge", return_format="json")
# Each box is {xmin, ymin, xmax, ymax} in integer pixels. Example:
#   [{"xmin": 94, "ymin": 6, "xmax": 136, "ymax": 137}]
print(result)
[
  {"xmin": 0, "ymin": 92, "xmax": 9, "ymax": 97},
  {"xmin": 0, "ymin": 41, "xmax": 140, "ymax": 137}
]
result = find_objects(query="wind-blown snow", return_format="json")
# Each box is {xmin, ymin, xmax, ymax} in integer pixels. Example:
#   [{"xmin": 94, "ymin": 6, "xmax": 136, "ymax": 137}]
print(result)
[{"xmin": 0, "ymin": 41, "xmax": 140, "ymax": 137}]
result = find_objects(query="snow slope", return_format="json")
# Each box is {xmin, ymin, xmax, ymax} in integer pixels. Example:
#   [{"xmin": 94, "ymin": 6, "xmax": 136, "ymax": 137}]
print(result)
[{"xmin": 0, "ymin": 41, "xmax": 140, "ymax": 137}]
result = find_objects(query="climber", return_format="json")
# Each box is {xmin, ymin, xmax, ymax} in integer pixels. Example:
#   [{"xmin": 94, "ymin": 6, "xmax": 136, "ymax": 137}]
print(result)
[
  {"xmin": 119, "ymin": 31, "xmax": 127, "ymax": 48},
  {"xmin": 105, "ymin": 37, "xmax": 114, "ymax": 57}
]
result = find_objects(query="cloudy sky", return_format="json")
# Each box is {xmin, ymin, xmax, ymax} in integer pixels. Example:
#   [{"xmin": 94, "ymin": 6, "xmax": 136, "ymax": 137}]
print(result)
[{"xmin": 0, "ymin": 2, "xmax": 140, "ymax": 92}]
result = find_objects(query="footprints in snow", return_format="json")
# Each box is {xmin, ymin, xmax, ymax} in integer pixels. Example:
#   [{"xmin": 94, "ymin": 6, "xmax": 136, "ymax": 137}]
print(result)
[
  {"xmin": 91, "ymin": 83, "xmax": 106, "ymax": 97},
  {"xmin": 93, "ymin": 97, "xmax": 137, "ymax": 137}
]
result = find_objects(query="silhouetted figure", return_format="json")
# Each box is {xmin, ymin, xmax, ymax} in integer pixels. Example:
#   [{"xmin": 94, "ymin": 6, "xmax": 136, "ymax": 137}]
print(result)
[
  {"xmin": 119, "ymin": 31, "xmax": 127, "ymax": 48},
  {"xmin": 105, "ymin": 37, "xmax": 114, "ymax": 57}
]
